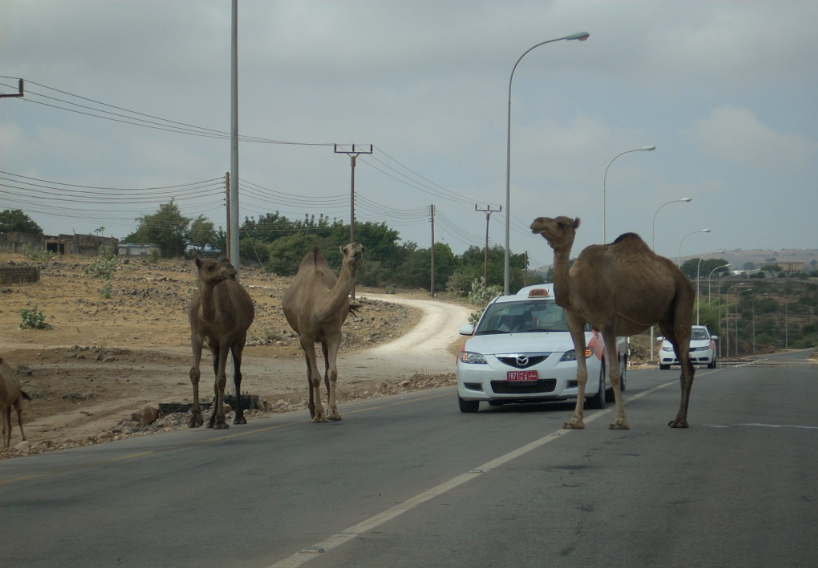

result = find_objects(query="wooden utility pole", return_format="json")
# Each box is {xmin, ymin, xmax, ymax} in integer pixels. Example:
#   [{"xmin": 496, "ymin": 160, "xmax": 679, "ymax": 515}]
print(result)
[
  {"xmin": 475, "ymin": 205, "xmax": 501, "ymax": 285},
  {"xmin": 430, "ymin": 204, "xmax": 435, "ymax": 297},
  {"xmin": 334, "ymin": 144, "xmax": 372, "ymax": 300},
  {"xmin": 524, "ymin": 250, "xmax": 528, "ymax": 286}
]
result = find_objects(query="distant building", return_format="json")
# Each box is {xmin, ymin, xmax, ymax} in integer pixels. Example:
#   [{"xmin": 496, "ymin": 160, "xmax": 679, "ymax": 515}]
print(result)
[
  {"xmin": 0, "ymin": 232, "xmax": 118, "ymax": 256},
  {"xmin": 118, "ymin": 243, "xmax": 159, "ymax": 257}
]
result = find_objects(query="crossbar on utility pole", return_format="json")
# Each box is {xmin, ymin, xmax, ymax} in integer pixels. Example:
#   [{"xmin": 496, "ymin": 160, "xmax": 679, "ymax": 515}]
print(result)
[
  {"xmin": 475, "ymin": 205, "xmax": 501, "ymax": 286},
  {"xmin": 0, "ymin": 78, "xmax": 24, "ymax": 98},
  {"xmin": 334, "ymin": 144, "xmax": 373, "ymax": 300}
]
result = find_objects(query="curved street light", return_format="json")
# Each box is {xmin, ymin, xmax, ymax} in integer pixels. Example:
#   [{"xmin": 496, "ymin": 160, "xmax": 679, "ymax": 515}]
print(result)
[
  {"xmin": 603, "ymin": 145, "xmax": 656, "ymax": 244},
  {"xmin": 697, "ymin": 249, "xmax": 725, "ymax": 325},
  {"xmin": 678, "ymin": 228, "xmax": 711, "ymax": 266},
  {"xmin": 504, "ymin": 31, "xmax": 590, "ymax": 295},
  {"xmin": 708, "ymin": 263, "xmax": 731, "ymax": 306},
  {"xmin": 649, "ymin": 197, "xmax": 692, "ymax": 361}
]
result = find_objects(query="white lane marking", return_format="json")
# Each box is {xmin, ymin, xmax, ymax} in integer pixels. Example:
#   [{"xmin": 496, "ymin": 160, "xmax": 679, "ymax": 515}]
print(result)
[
  {"xmin": 266, "ymin": 379, "xmax": 677, "ymax": 568},
  {"xmin": 704, "ymin": 423, "xmax": 818, "ymax": 430}
]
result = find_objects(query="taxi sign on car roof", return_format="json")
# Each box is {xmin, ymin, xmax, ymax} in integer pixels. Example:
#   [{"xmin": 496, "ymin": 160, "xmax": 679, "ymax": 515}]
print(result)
[{"xmin": 528, "ymin": 288, "xmax": 549, "ymax": 297}]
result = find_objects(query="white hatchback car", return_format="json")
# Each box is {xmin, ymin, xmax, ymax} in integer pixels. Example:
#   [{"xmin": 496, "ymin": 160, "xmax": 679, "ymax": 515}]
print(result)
[
  {"xmin": 658, "ymin": 325, "xmax": 717, "ymax": 369},
  {"xmin": 456, "ymin": 284, "xmax": 626, "ymax": 413}
]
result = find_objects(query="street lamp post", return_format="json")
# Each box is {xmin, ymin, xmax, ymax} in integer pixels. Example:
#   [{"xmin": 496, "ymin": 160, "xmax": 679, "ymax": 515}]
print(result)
[
  {"xmin": 678, "ymin": 228, "xmax": 711, "ymax": 266},
  {"xmin": 504, "ymin": 31, "xmax": 590, "ymax": 295},
  {"xmin": 708, "ymin": 263, "xmax": 731, "ymax": 306},
  {"xmin": 649, "ymin": 197, "xmax": 692, "ymax": 361},
  {"xmin": 696, "ymin": 249, "xmax": 725, "ymax": 325},
  {"xmin": 724, "ymin": 284, "xmax": 751, "ymax": 358},
  {"xmin": 603, "ymin": 145, "xmax": 655, "ymax": 244}
]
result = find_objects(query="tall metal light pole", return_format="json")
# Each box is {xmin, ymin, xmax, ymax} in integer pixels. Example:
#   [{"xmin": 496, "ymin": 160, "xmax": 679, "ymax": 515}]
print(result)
[
  {"xmin": 649, "ymin": 197, "xmax": 692, "ymax": 361},
  {"xmin": 678, "ymin": 228, "xmax": 711, "ymax": 266},
  {"xmin": 603, "ymin": 145, "xmax": 655, "ymax": 244},
  {"xmin": 229, "ymin": 0, "xmax": 240, "ymax": 277},
  {"xmin": 504, "ymin": 31, "xmax": 590, "ymax": 295},
  {"xmin": 696, "ymin": 249, "xmax": 725, "ymax": 325},
  {"xmin": 708, "ymin": 263, "xmax": 730, "ymax": 305}
]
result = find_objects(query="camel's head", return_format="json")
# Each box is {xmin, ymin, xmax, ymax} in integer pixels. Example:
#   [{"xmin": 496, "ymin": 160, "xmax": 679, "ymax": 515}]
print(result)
[
  {"xmin": 340, "ymin": 242, "xmax": 365, "ymax": 272},
  {"xmin": 195, "ymin": 257, "xmax": 237, "ymax": 286},
  {"xmin": 530, "ymin": 216, "xmax": 580, "ymax": 250}
]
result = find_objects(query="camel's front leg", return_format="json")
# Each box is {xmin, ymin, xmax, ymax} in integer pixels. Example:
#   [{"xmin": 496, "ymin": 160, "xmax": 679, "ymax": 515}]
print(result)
[
  {"xmin": 1, "ymin": 409, "xmax": 10, "ymax": 449},
  {"xmin": 188, "ymin": 334, "xmax": 205, "ymax": 428},
  {"xmin": 602, "ymin": 330, "xmax": 629, "ymax": 430},
  {"xmin": 325, "ymin": 338, "xmax": 342, "ymax": 421},
  {"xmin": 208, "ymin": 343, "xmax": 231, "ymax": 429},
  {"xmin": 14, "ymin": 400, "xmax": 26, "ymax": 442},
  {"xmin": 300, "ymin": 336, "xmax": 326, "ymax": 423},
  {"xmin": 564, "ymin": 315, "xmax": 588, "ymax": 429}
]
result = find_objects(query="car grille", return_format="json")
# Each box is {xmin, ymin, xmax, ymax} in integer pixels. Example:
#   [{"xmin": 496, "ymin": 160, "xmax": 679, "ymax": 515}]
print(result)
[
  {"xmin": 496, "ymin": 354, "xmax": 550, "ymax": 369},
  {"xmin": 491, "ymin": 379, "xmax": 557, "ymax": 394}
]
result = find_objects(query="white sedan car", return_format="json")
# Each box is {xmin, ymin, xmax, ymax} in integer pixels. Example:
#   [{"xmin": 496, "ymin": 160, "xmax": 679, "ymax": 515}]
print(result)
[
  {"xmin": 456, "ymin": 284, "xmax": 626, "ymax": 413},
  {"xmin": 659, "ymin": 325, "xmax": 718, "ymax": 369}
]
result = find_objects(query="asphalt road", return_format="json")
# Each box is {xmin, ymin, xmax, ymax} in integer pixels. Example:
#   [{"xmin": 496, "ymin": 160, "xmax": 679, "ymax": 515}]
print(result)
[{"xmin": 2, "ymin": 349, "xmax": 816, "ymax": 568}]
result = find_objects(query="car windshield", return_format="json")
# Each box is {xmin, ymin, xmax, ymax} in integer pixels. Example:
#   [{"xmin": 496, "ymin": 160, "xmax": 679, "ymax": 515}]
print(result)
[
  {"xmin": 476, "ymin": 300, "xmax": 583, "ymax": 334},
  {"xmin": 691, "ymin": 329, "xmax": 710, "ymax": 340}
]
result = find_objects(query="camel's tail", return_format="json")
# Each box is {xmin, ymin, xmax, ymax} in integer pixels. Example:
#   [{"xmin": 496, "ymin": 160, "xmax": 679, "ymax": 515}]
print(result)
[
  {"xmin": 312, "ymin": 246, "xmax": 320, "ymax": 264},
  {"xmin": 349, "ymin": 303, "xmax": 362, "ymax": 317},
  {"xmin": 21, "ymin": 390, "xmax": 31, "ymax": 402}
]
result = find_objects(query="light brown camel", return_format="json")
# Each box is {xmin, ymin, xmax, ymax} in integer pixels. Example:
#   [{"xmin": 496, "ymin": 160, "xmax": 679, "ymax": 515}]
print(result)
[
  {"xmin": 531, "ymin": 216, "xmax": 695, "ymax": 429},
  {"xmin": 1, "ymin": 357, "xmax": 31, "ymax": 448},
  {"xmin": 188, "ymin": 257, "xmax": 255, "ymax": 429},
  {"xmin": 282, "ymin": 243, "xmax": 364, "ymax": 423}
]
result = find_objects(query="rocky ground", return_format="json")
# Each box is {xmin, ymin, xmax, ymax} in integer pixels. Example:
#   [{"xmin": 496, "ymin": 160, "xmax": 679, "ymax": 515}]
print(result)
[{"xmin": 1, "ymin": 253, "xmax": 461, "ymax": 459}]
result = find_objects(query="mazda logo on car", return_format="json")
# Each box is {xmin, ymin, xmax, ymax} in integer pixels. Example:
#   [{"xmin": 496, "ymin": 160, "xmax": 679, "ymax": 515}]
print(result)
[{"xmin": 516, "ymin": 355, "xmax": 529, "ymax": 367}]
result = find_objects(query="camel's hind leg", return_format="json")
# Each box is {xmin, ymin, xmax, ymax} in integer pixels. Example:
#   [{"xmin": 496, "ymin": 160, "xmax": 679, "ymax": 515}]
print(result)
[
  {"xmin": 324, "ymin": 338, "xmax": 342, "ymax": 421},
  {"xmin": 188, "ymin": 333, "xmax": 206, "ymax": 428},
  {"xmin": 564, "ymin": 313, "xmax": 589, "ymax": 429},
  {"xmin": 231, "ymin": 335, "xmax": 247, "ymax": 425},
  {"xmin": 601, "ymin": 327, "xmax": 629, "ymax": 430},
  {"xmin": 13, "ymin": 399, "xmax": 26, "ymax": 442},
  {"xmin": 300, "ymin": 336, "xmax": 326, "ymax": 423},
  {"xmin": 660, "ymin": 321, "xmax": 696, "ymax": 428},
  {"xmin": 303, "ymin": 351, "xmax": 316, "ymax": 419},
  {"xmin": 1, "ymin": 407, "xmax": 10, "ymax": 449}
]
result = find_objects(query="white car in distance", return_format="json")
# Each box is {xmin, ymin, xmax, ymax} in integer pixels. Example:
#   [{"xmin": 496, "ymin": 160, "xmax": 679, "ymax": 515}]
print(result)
[
  {"xmin": 658, "ymin": 325, "xmax": 718, "ymax": 369},
  {"xmin": 456, "ymin": 284, "xmax": 626, "ymax": 413}
]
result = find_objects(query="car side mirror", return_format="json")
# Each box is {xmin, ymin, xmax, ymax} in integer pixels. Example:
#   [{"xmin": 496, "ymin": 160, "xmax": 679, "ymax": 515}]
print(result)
[
  {"xmin": 459, "ymin": 324, "xmax": 475, "ymax": 336},
  {"xmin": 711, "ymin": 335, "xmax": 719, "ymax": 341},
  {"xmin": 656, "ymin": 336, "xmax": 664, "ymax": 341}
]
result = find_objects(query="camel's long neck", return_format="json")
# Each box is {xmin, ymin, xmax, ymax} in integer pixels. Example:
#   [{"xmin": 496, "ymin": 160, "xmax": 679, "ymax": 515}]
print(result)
[
  {"xmin": 324, "ymin": 262, "xmax": 358, "ymax": 315},
  {"xmin": 551, "ymin": 246, "xmax": 573, "ymax": 310},
  {"xmin": 199, "ymin": 281, "xmax": 219, "ymax": 321}
]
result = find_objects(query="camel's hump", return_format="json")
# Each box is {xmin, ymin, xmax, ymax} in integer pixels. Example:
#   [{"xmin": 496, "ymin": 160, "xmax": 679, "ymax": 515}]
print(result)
[{"xmin": 612, "ymin": 232, "xmax": 647, "ymax": 246}]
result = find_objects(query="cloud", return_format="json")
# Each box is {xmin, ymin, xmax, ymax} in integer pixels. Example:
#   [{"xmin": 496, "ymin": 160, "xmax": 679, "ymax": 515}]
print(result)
[{"xmin": 690, "ymin": 106, "xmax": 817, "ymax": 171}]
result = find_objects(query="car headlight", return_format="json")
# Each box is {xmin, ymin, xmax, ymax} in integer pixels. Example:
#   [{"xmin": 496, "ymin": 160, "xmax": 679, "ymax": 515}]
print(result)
[
  {"xmin": 662, "ymin": 346, "xmax": 673, "ymax": 352},
  {"xmin": 459, "ymin": 351, "xmax": 487, "ymax": 364},
  {"xmin": 560, "ymin": 348, "xmax": 593, "ymax": 362}
]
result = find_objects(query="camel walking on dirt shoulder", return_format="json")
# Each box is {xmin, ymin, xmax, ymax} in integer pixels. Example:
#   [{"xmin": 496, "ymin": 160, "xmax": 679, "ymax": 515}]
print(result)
[
  {"xmin": 188, "ymin": 257, "xmax": 255, "ymax": 429},
  {"xmin": 531, "ymin": 216, "xmax": 695, "ymax": 429},
  {"xmin": 1, "ymin": 357, "xmax": 32, "ymax": 448},
  {"xmin": 282, "ymin": 243, "xmax": 364, "ymax": 423}
]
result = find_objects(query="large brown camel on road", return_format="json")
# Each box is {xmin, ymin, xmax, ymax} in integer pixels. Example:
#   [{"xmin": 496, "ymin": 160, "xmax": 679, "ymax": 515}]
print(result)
[
  {"xmin": 282, "ymin": 243, "xmax": 364, "ymax": 423},
  {"xmin": 1, "ymin": 357, "xmax": 31, "ymax": 448},
  {"xmin": 531, "ymin": 216, "xmax": 695, "ymax": 429},
  {"xmin": 188, "ymin": 257, "xmax": 255, "ymax": 429}
]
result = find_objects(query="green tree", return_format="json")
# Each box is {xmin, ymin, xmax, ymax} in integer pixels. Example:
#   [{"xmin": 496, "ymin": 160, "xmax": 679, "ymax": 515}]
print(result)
[
  {"xmin": 0, "ymin": 209, "xmax": 43, "ymax": 234},
  {"xmin": 123, "ymin": 200, "xmax": 189, "ymax": 258},
  {"xmin": 742, "ymin": 261, "xmax": 756, "ymax": 270},
  {"xmin": 680, "ymin": 258, "xmax": 729, "ymax": 280},
  {"xmin": 188, "ymin": 215, "xmax": 217, "ymax": 251},
  {"xmin": 266, "ymin": 233, "xmax": 322, "ymax": 276}
]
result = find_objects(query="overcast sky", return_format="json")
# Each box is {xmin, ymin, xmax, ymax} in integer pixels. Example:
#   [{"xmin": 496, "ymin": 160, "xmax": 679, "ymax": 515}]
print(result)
[{"xmin": 2, "ymin": 0, "xmax": 817, "ymax": 269}]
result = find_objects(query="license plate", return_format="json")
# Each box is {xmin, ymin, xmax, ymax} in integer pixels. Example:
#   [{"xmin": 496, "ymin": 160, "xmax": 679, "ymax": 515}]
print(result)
[{"xmin": 507, "ymin": 370, "xmax": 538, "ymax": 382}]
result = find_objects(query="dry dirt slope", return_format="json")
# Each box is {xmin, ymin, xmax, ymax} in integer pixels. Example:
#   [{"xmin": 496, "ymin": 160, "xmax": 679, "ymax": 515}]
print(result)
[{"xmin": 0, "ymin": 254, "xmax": 474, "ymax": 457}]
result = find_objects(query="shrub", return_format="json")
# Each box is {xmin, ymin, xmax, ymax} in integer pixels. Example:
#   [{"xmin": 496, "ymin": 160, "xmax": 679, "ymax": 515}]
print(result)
[
  {"xmin": 19, "ymin": 304, "xmax": 52, "ymax": 330},
  {"xmin": 148, "ymin": 248, "xmax": 161, "ymax": 263},
  {"xmin": 445, "ymin": 272, "xmax": 472, "ymax": 298},
  {"xmin": 21, "ymin": 245, "xmax": 55, "ymax": 262},
  {"xmin": 84, "ymin": 246, "xmax": 117, "ymax": 279},
  {"xmin": 468, "ymin": 309, "xmax": 484, "ymax": 326},
  {"xmin": 468, "ymin": 277, "xmax": 502, "ymax": 305},
  {"xmin": 385, "ymin": 285, "xmax": 397, "ymax": 294}
]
